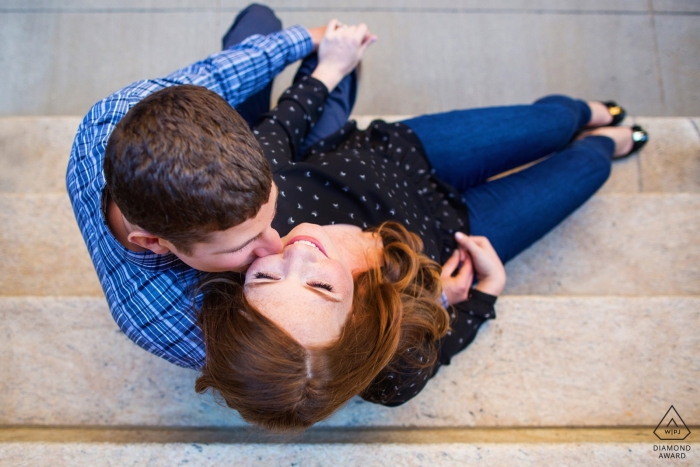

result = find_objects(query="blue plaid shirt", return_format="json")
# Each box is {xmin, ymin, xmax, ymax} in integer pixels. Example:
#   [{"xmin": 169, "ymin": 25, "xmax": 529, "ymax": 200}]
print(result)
[{"xmin": 66, "ymin": 26, "xmax": 312, "ymax": 369}]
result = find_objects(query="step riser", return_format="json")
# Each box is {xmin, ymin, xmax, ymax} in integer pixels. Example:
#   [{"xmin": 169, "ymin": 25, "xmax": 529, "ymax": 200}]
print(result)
[
  {"xmin": 2, "ymin": 297, "xmax": 697, "ymax": 428},
  {"xmin": 1, "ymin": 194, "xmax": 697, "ymax": 297}
]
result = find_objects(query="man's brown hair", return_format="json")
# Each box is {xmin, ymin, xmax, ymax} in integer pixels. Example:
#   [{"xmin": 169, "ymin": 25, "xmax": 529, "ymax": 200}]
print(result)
[{"xmin": 104, "ymin": 85, "xmax": 272, "ymax": 254}]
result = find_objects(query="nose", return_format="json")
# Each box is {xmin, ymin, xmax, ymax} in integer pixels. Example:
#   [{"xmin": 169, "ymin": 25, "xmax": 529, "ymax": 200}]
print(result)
[
  {"xmin": 251, "ymin": 228, "xmax": 283, "ymax": 257},
  {"xmin": 282, "ymin": 241, "xmax": 323, "ymax": 262}
]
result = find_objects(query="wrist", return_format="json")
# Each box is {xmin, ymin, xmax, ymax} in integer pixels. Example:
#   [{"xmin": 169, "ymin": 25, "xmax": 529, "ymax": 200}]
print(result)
[
  {"xmin": 473, "ymin": 275, "xmax": 505, "ymax": 297},
  {"xmin": 310, "ymin": 63, "xmax": 345, "ymax": 92}
]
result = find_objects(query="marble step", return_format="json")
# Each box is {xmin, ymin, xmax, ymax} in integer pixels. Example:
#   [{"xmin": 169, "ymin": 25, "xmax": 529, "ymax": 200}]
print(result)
[
  {"xmin": 1, "ymin": 295, "xmax": 697, "ymax": 428},
  {"xmin": 0, "ymin": 193, "xmax": 697, "ymax": 297},
  {"xmin": 2, "ymin": 427, "xmax": 695, "ymax": 467},
  {"xmin": 1, "ymin": 116, "xmax": 699, "ymax": 195},
  {"xmin": 0, "ymin": 117, "xmax": 82, "ymax": 194}
]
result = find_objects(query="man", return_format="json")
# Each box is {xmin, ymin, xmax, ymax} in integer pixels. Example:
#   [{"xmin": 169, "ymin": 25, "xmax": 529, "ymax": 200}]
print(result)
[{"xmin": 67, "ymin": 4, "xmax": 371, "ymax": 368}]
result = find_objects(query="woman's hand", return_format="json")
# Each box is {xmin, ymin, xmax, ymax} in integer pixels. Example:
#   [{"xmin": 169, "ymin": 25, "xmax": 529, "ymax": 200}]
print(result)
[
  {"xmin": 311, "ymin": 19, "xmax": 377, "ymax": 91},
  {"xmin": 440, "ymin": 232, "xmax": 506, "ymax": 305}
]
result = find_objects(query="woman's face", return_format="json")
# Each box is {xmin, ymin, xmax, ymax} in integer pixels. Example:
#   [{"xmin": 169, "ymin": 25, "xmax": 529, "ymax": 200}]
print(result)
[{"xmin": 244, "ymin": 223, "xmax": 354, "ymax": 348}]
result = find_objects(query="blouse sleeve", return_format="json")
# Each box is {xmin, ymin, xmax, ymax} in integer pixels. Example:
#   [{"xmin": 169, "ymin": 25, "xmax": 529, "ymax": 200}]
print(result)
[
  {"xmin": 253, "ymin": 75, "xmax": 329, "ymax": 163},
  {"xmin": 361, "ymin": 289, "xmax": 497, "ymax": 407}
]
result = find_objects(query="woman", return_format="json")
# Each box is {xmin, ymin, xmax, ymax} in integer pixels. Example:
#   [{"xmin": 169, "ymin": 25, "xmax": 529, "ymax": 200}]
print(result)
[{"xmin": 194, "ymin": 22, "xmax": 648, "ymax": 432}]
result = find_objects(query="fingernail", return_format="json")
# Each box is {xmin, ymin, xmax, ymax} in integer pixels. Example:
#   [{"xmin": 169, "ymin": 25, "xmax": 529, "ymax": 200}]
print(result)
[{"xmin": 455, "ymin": 232, "xmax": 465, "ymax": 240}]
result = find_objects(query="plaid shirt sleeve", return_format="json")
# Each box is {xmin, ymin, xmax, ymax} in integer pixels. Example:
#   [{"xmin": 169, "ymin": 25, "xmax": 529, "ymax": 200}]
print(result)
[{"xmin": 66, "ymin": 26, "xmax": 312, "ymax": 369}]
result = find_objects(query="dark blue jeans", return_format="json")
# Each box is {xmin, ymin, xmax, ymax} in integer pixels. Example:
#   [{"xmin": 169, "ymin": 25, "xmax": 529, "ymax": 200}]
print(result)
[
  {"xmin": 402, "ymin": 95, "xmax": 615, "ymax": 264},
  {"xmin": 223, "ymin": 3, "xmax": 357, "ymax": 149}
]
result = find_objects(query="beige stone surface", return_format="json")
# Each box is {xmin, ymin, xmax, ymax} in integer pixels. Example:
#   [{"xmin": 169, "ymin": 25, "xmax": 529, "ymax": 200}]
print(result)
[
  {"xmin": 351, "ymin": 115, "xmax": 410, "ymax": 130},
  {"xmin": 653, "ymin": 0, "xmax": 700, "ymax": 12},
  {"xmin": 654, "ymin": 15, "xmax": 700, "ymax": 117},
  {"xmin": 272, "ymin": 10, "xmax": 666, "ymax": 117},
  {"xmin": 597, "ymin": 152, "xmax": 640, "ymax": 194},
  {"xmin": 1, "ymin": 0, "xmax": 654, "ymax": 11},
  {"xmin": 0, "ymin": 297, "xmax": 236, "ymax": 427},
  {"xmin": 503, "ymin": 194, "xmax": 700, "ymax": 296},
  {"xmin": 2, "ymin": 296, "xmax": 697, "ymax": 428},
  {"xmin": 635, "ymin": 117, "xmax": 700, "ymax": 192},
  {"xmin": 3, "ymin": 116, "xmax": 697, "ymax": 197},
  {"xmin": 1, "ymin": 441, "xmax": 696, "ymax": 467},
  {"xmin": 2, "ymin": 192, "xmax": 698, "ymax": 297},
  {"xmin": 2, "ymin": 115, "xmax": 697, "ymax": 198},
  {"xmin": 0, "ymin": 11, "xmax": 221, "ymax": 116},
  {"xmin": 0, "ymin": 117, "xmax": 81, "ymax": 193},
  {"xmin": 0, "ymin": 194, "xmax": 102, "ymax": 296},
  {"xmin": 3, "ymin": 7, "xmax": 680, "ymax": 117}
]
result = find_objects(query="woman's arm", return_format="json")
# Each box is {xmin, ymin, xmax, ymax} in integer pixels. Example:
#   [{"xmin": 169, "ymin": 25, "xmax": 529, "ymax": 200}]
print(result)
[
  {"xmin": 310, "ymin": 20, "xmax": 377, "ymax": 92},
  {"xmin": 441, "ymin": 232, "xmax": 506, "ymax": 304},
  {"xmin": 253, "ymin": 20, "xmax": 377, "ymax": 161}
]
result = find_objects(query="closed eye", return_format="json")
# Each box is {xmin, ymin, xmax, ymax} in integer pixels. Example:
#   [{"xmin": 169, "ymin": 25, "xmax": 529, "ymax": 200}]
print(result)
[
  {"xmin": 308, "ymin": 281, "xmax": 333, "ymax": 292},
  {"xmin": 254, "ymin": 272, "xmax": 277, "ymax": 280}
]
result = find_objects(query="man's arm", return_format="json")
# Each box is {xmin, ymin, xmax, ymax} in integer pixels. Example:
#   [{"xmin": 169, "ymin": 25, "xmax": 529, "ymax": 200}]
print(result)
[
  {"xmin": 66, "ymin": 26, "xmax": 315, "ymax": 370},
  {"xmin": 171, "ymin": 26, "xmax": 313, "ymax": 108}
]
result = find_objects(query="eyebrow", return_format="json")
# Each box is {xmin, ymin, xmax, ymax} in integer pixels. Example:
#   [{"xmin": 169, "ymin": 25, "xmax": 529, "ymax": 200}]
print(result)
[
  {"xmin": 246, "ymin": 281, "xmax": 342, "ymax": 303},
  {"xmin": 214, "ymin": 189, "xmax": 279, "ymax": 255}
]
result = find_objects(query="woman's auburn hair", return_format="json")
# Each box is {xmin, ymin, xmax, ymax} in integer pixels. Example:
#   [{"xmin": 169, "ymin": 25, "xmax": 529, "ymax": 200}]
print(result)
[{"xmin": 194, "ymin": 221, "xmax": 450, "ymax": 433}]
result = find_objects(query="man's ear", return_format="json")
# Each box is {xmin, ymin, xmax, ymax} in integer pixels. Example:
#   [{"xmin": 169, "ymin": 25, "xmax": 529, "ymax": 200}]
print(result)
[{"xmin": 127, "ymin": 230, "xmax": 173, "ymax": 255}]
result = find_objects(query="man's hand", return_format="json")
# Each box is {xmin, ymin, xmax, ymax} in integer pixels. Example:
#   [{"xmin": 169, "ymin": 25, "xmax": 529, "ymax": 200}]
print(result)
[
  {"xmin": 310, "ymin": 19, "xmax": 377, "ymax": 91},
  {"xmin": 440, "ymin": 232, "xmax": 506, "ymax": 305},
  {"xmin": 307, "ymin": 25, "xmax": 327, "ymax": 51}
]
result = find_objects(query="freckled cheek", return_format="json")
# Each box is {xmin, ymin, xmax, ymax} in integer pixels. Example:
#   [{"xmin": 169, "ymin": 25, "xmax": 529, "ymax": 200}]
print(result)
[{"xmin": 328, "ymin": 264, "xmax": 354, "ymax": 300}]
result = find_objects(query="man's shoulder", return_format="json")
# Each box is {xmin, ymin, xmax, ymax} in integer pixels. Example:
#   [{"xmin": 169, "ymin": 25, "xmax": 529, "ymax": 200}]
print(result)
[{"xmin": 97, "ymin": 240, "xmax": 201, "ymax": 320}]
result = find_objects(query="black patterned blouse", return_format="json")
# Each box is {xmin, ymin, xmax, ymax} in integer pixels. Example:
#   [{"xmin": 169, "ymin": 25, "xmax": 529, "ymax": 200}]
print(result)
[{"xmin": 254, "ymin": 75, "xmax": 496, "ymax": 406}]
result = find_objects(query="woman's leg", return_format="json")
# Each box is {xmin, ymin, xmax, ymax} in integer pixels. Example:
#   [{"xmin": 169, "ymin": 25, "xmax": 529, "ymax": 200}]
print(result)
[
  {"xmin": 402, "ymin": 95, "xmax": 592, "ymax": 192},
  {"xmin": 463, "ymin": 135, "xmax": 615, "ymax": 264},
  {"xmin": 222, "ymin": 4, "xmax": 283, "ymax": 127},
  {"xmin": 293, "ymin": 54, "xmax": 359, "ymax": 154}
]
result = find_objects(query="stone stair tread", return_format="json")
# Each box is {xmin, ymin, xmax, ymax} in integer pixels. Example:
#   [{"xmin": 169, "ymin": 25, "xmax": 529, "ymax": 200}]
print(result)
[
  {"xmin": 635, "ymin": 117, "xmax": 700, "ymax": 193},
  {"xmin": 0, "ymin": 193, "xmax": 102, "ymax": 296},
  {"xmin": 0, "ymin": 117, "xmax": 82, "ymax": 194},
  {"xmin": 2, "ymin": 296, "xmax": 697, "ymax": 428},
  {"xmin": 503, "ymin": 193, "xmax": 700, "ymax": 295},
  {"xmin": 1, "ymin": 116, "xmax": 699, "ymax": 195},
  {"xmin": 1, "ymin": 193, "xmax": 697, "ymax": 297}
]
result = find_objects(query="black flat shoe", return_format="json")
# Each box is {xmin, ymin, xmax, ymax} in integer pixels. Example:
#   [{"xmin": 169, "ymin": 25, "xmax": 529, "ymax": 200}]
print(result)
[
  {"xmin": 602, "ymin": 101, "xmax": 626, "ymax": 126},
  {"xmin": 614, "ymin": 125, "xmax": 649, "ymax": 160}
]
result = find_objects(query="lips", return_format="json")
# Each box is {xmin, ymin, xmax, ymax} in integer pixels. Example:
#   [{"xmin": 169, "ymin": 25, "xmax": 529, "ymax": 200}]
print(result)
[{"xmin": 285, "ymin": 235, "xmax": 328, "ymax": 257}]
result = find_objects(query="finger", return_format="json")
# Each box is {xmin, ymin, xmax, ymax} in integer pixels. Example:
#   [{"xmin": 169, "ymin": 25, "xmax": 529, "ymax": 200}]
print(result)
[
  {"xmin": 326, "ymin": 18, "xmax": 340, "ymax": 33},
  {"xmin": 456, "ymin": 242, "xmax": 468, "ymax": 262},
  {"xmin": 359, "ymin": 34, "xmax": 377, "ymax": 54},
  {"xmin": 460, "ymin": 245, "xmax": 474, "ymax": 270},
  {"xmin": 365, "ymin": 34, "xmax": 379, "ymax": 44},
  {"xmin": 455, "ymin": 247, "xmax": 474, "ymax": 278},
  {"xmin": 454, "ymin": 231, "xmax": 470, "ymax": 247},
  {"xmin": 441, "ymin": 249, "xmax": 460, "ymax": 278},
  {"xmin": 470, "ymin": 235, "xmax": 494, "ymax": 250},
  {"xmin": 458, "ymin": 234, "xmax": 486, "ymax": 256},
  {"xmin": 355, "ymin": 23, "xmax": 369, "ymax": 41}
]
